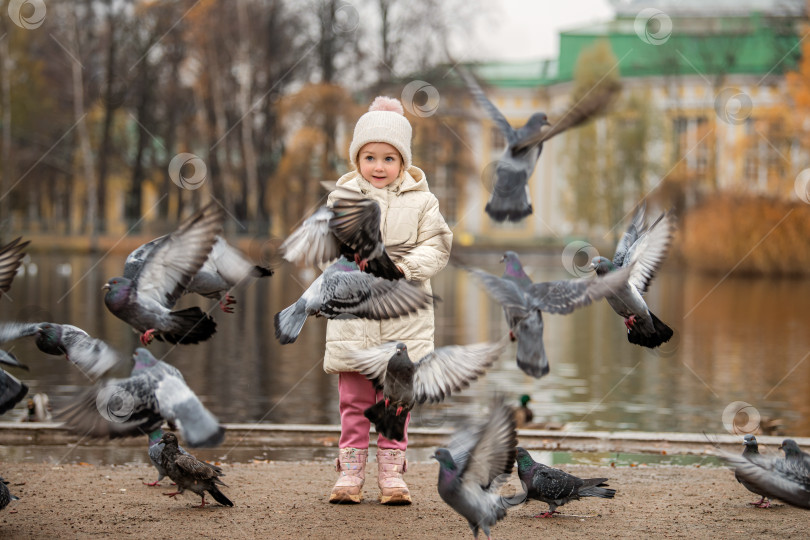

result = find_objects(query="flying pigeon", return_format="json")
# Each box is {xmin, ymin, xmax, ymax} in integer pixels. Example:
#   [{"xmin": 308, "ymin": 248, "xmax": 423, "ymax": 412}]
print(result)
[
  {"xmin": 736, "ymin": 435, "xmax": 771, "ymax": 508},
  {"xmin": 516, "ymin": 447, "xmax": 616, "ymax": 517},
  {"xmin": 344, "ymin": 340, "xmax": 505, "ymax": 441},
  {"xmin": 433, "ymin": 396, "xmax": 518, "ymax": 540},
  {"xmin": 274, "ymin": 256, "xmax": 434, "ymax": 345},
  {"xmin": 468, "ymin": 252, "xmax": 631, "ymax": 377},
  {"xmin": 103, "ymin": 202, "xmax": 224, "ymax": 345},
  {"xmin": 0, "ymin": 476, "xmax": 18, "ymax": 511},
  {"xmin": 458, "ymin": 67, "xmax": 619, "ymax": 222},
  {"xmin": 0, "ymin": 322, "xmax": 122, "ymax": 380},
  {"xmin": 159, "ymin": 431, "xmax": 233, "ymax": 507},
  {"xmin": 0, "ymin": 237, "xmax": 29, "ymax": 295},
  {"xmin": 125, "ymin": 234, "xmax": 272, "ymax": 314},
  {"xmin": 145, "ymin": 427, "xmax": 195, "ymax": 487},
  {"xmin": 280, "ymin": 193, "xmax": 404, "ymax": 280},
  {"xmin": 59, "ymin": 348, "xmax": 225, "ymax": 447},
  {"xmin": 0, "ymin": 350, "xmax": 28, "ymax": 415},
  {"xmin": 591, "ymin": 205, "xmax": 675, "ymax": 348}
]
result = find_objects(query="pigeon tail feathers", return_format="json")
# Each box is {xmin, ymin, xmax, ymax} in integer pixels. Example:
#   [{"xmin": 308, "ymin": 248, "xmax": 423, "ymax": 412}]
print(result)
[
  {"xmin": 208, "ymin": 484, "xmax": 234, "ymax": 507},
  {"xmin": 159, "ymin": 307, "xmax": 217, "ymax": 344},
  {"xmin": 485, "ymin": 194, "xmax": 532, "ymax": 223},
  {"xmin": 627, "ymin": 311, "xmax": 673, "ymax": 348},
  {"xmin": 274, "ymin": 299, "xmax": 308, "ymax": 345},
  {"xmin": 364, "ymin": 400, "xmax": 408, "ymax": 441}
]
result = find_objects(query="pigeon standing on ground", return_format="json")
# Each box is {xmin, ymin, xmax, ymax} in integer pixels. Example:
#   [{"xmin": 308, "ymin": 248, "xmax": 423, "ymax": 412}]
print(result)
[
  {"xmin": 344, "ymin": 340, "xmax": 505, "ymax": 441},
  {"xmin": 515, "ymin": 447, "xmax": 616, "ymax": 517},
  {"xmin": 0, "ymin": 476, "xmax": 18, "ymax": 511},
  {"xmin": 468, "ymin": 252, "xmax": 631, "ymax": 377},
  {"xmin": 722, "ymin": 439, "xmax": 810, "ymax": 510},
  {"xmin": 103, "ymin": 203, "xmax": 223, "ymax": 345},
  {"xmin": 736, "ymin": 435, "xmax": 771, "ymax": 508},
  {"xmin": 125, "ymin": 235, "xmax": 272, "ymax": 314},
  {"xmin": 159, "ymin": 431, "xmax": 232, "ymax": 507},
  {"xmin": 280, "ymin": 193, "xmax": 404, "ymax": 280},
  {"xmin": 59, "ymin": 348, "xmax": 225, "ymax": 447},
  {"xmin": 458, "ymin": 67, "xmax": 619, "ymax": 222},
  {"xmin": 145, "ymin": 428, "xmax": 194, "ymax": 487},
  {"xmin": 274, "ymin": 256, "xmax": 434, "ymax": 345},
  {"xmin": 433, "ymin": 396, "xmax": 518, "ymax": 540},
  {"xmin": 0, "ymin": 350, "xmax": 28, "ymax": 415},
  {"xmin": 591, "ymin": 205, "xmax": 675, "ymax": 348},
  {"xmin": 0, "ymin": 322, "xmax": 122, "ymax": 380}
]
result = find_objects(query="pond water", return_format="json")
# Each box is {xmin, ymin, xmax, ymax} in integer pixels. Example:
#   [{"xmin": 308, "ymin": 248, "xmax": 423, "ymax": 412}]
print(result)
[{"xmin": 2, "ymin": 250, "xmax": 809, "ymax": 437}]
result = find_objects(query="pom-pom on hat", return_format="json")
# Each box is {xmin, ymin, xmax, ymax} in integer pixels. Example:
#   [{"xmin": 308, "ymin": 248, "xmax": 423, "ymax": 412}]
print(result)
[{"xmin": 349, "ymin": 96, "xmax": 413, "ymax": 170}]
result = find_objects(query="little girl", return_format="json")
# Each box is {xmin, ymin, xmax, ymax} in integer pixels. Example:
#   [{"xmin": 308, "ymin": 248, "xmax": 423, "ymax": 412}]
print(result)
[{"xmin": 325, "ymin": 96, "xmax": 453, "ymax": 505}]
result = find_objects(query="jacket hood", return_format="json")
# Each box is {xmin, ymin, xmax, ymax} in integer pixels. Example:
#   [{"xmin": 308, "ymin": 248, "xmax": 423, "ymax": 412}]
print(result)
[{"xmin": 335, "ymin": 166, "xmax": 428, "ymax": 195}]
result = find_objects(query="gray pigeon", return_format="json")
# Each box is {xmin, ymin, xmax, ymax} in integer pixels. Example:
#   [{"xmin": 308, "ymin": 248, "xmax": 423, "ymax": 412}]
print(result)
[
  {"xmin": 103, "ymin": 203, "xmax": 223, "ymax": 345},
  {"xmin": 0, "ymin": 351, "xmax": 28, "ymax": 415},
  {"xmin": 125, "ymin": 235, "xmax": 272, "ymax": 314},
  {"xmin": 0, "ymin": 322, "xmax": 122, "ymax": 380},
  {"xmin": 468, "ymin": 253, "xmax": 631, "ymax": 377},
  {"xmin": 736, "ymin": 435, "xmax": 771, "ymax": 507},
  {"xmin": 515, "ymin": 447, "xmax": 616, "ymax": 517},
  {"xmin": 723, "ymin": 439, "xmax": 810, "ymax": 510},
  {"xmin": 281, "ymin": 193, "xmax": 403, "ymax": 280},
  {"xmin": 433, "ymin": 396, "xmax": 518, "ymax": 540},
  {"xmin": 159, "ymin": 431, "xmax": 232, "ymax": 507},
  {"xmin": 0, "ymin": 476, "xmax": 18, "ymax": 511},
  {"xmin": 59, "ymin": 348, "xmax": 225, "ymax": 447},
  {"xmin": 0, "ymin": 237, "xmax": 29, "ymax": 295},
  {"xmin": 344, "ymin": 340, "xmax": 506, "ymax": 441},
  {"xmin": 592, "ymin": 205, "xmax": 675, "ymax": 348},
  {"xmin": 274, "ymin": 256, "xmax": 434, "ymax": 345},
  {"xmin": 459, "ymin": 67, "xmax": 619, "ymax": 222},
  {"xmin": 145, "ymin": 427, "xmax": 195, "ymax": 486}
]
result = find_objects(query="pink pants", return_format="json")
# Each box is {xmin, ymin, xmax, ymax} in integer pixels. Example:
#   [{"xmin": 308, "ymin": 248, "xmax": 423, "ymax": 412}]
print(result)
[{"xmin": 338, "ymin": 371, "xmax": 408, "ymax": 451}]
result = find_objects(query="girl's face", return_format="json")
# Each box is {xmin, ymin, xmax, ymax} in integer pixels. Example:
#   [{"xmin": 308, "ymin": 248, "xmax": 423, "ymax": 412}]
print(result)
[{"xmin": 358, "ymin": 142, "xmax": 402, "ymax": 189}]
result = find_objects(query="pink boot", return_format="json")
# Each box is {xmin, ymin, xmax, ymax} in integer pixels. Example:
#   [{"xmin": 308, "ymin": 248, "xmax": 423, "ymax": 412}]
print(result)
[
  {"xmin": 329, "ymin": 447, "xmax": 368, "ymax": 504},
  {"xmin": 377, "ymin": 449, "xmax": 411, "ymax": 505}
]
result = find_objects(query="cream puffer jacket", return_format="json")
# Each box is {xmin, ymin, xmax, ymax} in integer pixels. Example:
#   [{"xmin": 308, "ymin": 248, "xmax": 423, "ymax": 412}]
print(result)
[{"xmin": 322, "ymin": 166, "xmax": 453, "ymax": 373}]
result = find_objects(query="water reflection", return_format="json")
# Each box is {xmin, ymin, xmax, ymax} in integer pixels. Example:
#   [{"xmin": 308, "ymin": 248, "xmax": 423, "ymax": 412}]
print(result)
[{"xmin": 3, "ymin": 250, "xmax": 809, "ymax": 436}]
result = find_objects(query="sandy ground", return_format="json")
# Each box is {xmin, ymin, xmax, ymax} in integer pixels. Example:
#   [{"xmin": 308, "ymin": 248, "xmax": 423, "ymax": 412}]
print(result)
[{"xmin": 1, "ymin": 459, "xmax": 808, "ymax": 539}]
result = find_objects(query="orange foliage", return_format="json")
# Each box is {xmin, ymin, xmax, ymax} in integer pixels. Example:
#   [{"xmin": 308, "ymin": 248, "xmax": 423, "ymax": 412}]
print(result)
[{"xmin": 681, "ymin": 193, "xmax": 810, "ymax": 276}]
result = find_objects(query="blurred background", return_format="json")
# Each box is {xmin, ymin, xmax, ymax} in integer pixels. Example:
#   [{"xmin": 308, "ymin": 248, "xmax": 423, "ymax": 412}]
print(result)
[{"xmin": 1, "ymin": 0, "xmax": 810, "ymax": 437}]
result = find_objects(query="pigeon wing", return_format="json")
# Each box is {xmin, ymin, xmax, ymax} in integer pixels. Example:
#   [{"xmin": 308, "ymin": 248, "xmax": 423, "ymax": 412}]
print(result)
[
  {"xmin": 0, "ymin": 237, "xmax": 28, "ymax": 294},
  {"xmin": 0, "ymin": 369, "xmax": 28, "ymax": 414},
  {"xmin": 123, "ymin": 237, "xmax": 163, "ymax": 279},
  {"xmin": 280, "ymin": 206, "xmax": 342, "ymax": 267},
  {"xmin": 457, "ymin": 397, "xmax": 518, "ymax": 490},
  {"xmin": 132, "ymin": 203, "xmax": 224, "ymax": 308},
  {"xmin": 59, "ymin": 325, "xmax": 124, "ymax": 380},
  {"xmin": 154, "ymin": 373, "xmax": 224, "ymax": 447},
  {"xmin": 457, "ymin": 66, "xmax": 517, "ymax": 144},
  {"xmin": 321, "ymin": 273, "xmax": 432, "ymax": 320},
  {"xmin": 412, "ymin": 341, "xmax": 504, "ymax": 404},
  {"xmin": 0, "ymin": 349, "xmax": 27, "ymax": 370},
  {"xmin": 623, "ymin": 211, "xmax": 675, "ymax": 295},
  {"xmin": 58, "ymin": 374, "xmax": 164, "ymax": 439},
  {"xmin": 724, "ymin": 452, "xmax": 810, "ymax": 510},
  {"xmin": 468, "ymin": 269, "xmax": 530, "ymax": 315},
  {"xmin": 526, "ymin": 265, "xmax": 631, "ymax": 314},
  {"xmin": 174, "ymin": 453, "xmax": 221, "ymax": 481},
  {"xmin": 343, "ymin": 342, "xmax": 399, "ymax": 388},
  {"xmin": 206, "ymin": 236, "xmax": 267, "ymax": 287},
  {"xmin": 0, "ymin": 322, "xmax": 43, "ymax": 344},
  {"xmin": 514, "ymin": 79, "xmax": 620, "ymax": 152},
  {"xmin": 613, "ymin": 203, "xmax": 646, "ymax": 268}
]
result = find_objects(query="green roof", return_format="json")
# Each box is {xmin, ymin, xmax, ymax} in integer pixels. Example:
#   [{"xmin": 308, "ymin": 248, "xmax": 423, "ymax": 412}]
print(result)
[{"xmin": 476, "ymin": 11, "xmax": 802, "ymax": 87}]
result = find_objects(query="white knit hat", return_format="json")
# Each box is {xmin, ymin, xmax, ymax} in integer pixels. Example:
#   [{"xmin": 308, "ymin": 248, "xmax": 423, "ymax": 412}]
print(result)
[{"xmin": 349, "ymin": 96, "xmax": 413, "ymax": 170}]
